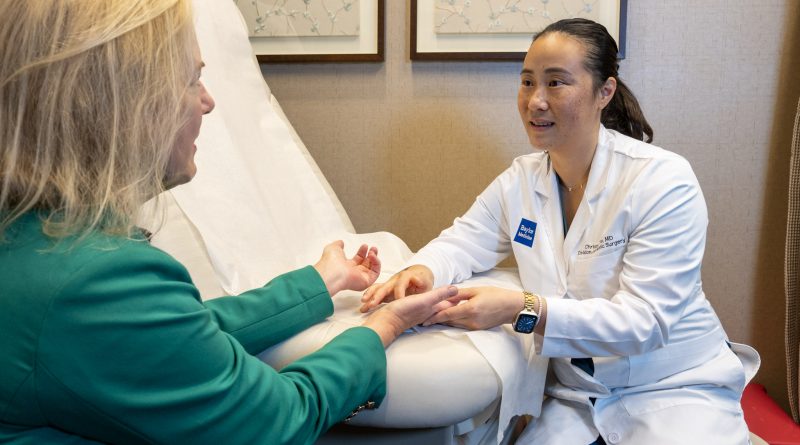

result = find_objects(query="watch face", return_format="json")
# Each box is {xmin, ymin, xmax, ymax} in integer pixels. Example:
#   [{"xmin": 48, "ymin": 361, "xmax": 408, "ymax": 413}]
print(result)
[{"xmin": 513, "ymin": 313, "xmax": 538, "ymax": 334}]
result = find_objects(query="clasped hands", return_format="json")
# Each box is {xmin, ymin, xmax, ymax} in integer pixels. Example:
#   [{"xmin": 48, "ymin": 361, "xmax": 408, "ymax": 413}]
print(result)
[
  {"xmin": 313, "ymin": 241, "xmax": 459, "ymax": 347},
  {"xmin": 360, "ymin": 265, "xmax": 525, "ymax": 332},
  {"xmin": 313, "ymin": 241, "xmax": 524, "ymax": 346}
]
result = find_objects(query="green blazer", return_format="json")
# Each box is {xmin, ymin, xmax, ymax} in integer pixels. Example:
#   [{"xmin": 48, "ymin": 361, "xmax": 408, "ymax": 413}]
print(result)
[{"xmin": 0, "ymin": 213, "xmax": 386, "ymax": 444}]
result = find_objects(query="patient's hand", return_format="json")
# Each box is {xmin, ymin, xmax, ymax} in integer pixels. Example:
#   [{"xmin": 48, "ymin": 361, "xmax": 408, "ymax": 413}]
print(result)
[
  {"xmin": 362, "ymin": 285, "xmax": 458, "ymax": 347},
  {"xmin": 421, "ymin": 286, "xmax": 524, "ymax": 331},
  {"xmin": 359, "ymin": 265, "xmax": 434, "ymax": 313},
  {"xmin": 313, "ymin": 241, "xmax": 381, "ymax": 296}
]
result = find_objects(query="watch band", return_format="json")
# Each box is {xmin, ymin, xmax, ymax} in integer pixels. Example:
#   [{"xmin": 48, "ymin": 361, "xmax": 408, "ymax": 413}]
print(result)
[
  {"xmin": 522, "ymin": 291, "xmax": 538, "ymax": 313},
  {"xmin": 513, "ymin": 291, "xmax": 540, "ymax": 334}
]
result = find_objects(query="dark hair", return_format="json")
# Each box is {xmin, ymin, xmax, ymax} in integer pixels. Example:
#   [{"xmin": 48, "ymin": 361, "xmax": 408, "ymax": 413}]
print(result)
[{"xmin": 533, "ymin": 18, "xmax": 653, "ymax": 143}]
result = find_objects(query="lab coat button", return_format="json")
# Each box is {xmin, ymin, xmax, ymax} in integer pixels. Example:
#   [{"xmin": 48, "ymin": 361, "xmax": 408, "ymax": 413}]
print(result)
[{"xmin": 607, "ymin": 432, "xmax": 621, "ymax": 443}]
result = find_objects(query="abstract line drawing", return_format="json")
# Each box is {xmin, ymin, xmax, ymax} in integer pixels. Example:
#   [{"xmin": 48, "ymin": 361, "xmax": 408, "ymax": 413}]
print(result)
[
  {"xmin": 235, "ymin": 0, "xmax": 361, "ymax": 37},
  {"xmin": 434, "ymin": 0, "xmax": 601, "ymax": 34}
]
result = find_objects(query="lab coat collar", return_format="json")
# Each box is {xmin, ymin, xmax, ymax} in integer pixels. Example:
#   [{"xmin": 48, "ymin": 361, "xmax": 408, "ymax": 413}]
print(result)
[
  {"xmin": 531, "ymin": 126, "xmax": 615, "ymax": 204},
  {"xmin": 529, "ymin": 152, "xmax": 567, "ymax": 282},
  {"xmin": 584, "ymin": 126, "xmax": 615, "ymax": 205},
  {"xmin": 532, "ymin": 151, "xmax": 557, "ymax": 203},
  {"xmin": 560, "ymin": 126, "xmax": 617, "ymax": 263}
]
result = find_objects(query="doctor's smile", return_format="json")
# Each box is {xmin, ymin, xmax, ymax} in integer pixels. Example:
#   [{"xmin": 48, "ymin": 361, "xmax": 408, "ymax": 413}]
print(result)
[{"xmin": 528, "ymin": 119, "xmax": 556, "ymax": 129}]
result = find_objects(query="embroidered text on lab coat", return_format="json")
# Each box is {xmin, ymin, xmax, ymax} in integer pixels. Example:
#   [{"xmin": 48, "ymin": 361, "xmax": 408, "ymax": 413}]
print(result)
[{"xmin": 577, "ymin": 235, "xmax": 626, "ymax": 256}]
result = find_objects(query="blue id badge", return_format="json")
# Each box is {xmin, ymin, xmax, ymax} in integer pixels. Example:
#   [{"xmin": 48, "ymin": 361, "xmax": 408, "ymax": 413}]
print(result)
[{"xmin": 513, "ymin": 218, "xmax": 537, "ymax": 247}]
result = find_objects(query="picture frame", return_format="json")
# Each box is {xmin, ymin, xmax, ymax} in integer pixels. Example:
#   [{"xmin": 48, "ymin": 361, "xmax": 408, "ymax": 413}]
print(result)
[
  {"xmin": 411, "ymin": 0, "xmax": 627, "ymax": 61},
  {"xmin": 236, "ymin": 0, "xmax": 385, "ymax": 63}
]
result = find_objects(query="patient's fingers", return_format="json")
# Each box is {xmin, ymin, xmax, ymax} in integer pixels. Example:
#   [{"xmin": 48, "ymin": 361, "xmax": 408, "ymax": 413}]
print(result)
[
  {"xmin": 422, "ymin": 289, "xmax": 480, "ymax": 325},
  {"xmin": 423, "ymin": 290, "xmax": 473, "ymax": 324},
  {"xmin": 352, "ymin": 244, "xmax": 369, "ymax": 263},
  {"xmin": 420, "ymin": 285, "xmax": 459, "ymax": 305},
  {"xmin": 366, "ymin": 247, "xmax": 381, "ymax": 274},
  {"xmin": 357, "ymin": 246, "xmax": 377, "ymax": 267},
  {"xmin": 423, "ymin": 304, "xmax": 469, "ymax": 327},
  {"xmin": 431, "ymin": 298, "xmax": 458, "ymax": 313},
  {"xmin": 361, "ymin": 286, "xmax": 459, "ymax": 346},
  {"xmin": 398, "ymin": 286, "xmax": 458, "ymax": 317}
]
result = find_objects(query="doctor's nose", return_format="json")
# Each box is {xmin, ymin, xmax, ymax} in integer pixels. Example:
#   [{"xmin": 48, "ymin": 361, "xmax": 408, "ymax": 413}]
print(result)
[{"xmin": 528, "ymin": 89, "xmax": 549, "ymax": 111}]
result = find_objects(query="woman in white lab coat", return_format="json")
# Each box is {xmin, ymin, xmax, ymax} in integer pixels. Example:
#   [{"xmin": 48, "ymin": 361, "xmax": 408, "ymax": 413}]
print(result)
[{"xmin": 361, "ymin": 18, "xmax": 758, "ymax": 445}]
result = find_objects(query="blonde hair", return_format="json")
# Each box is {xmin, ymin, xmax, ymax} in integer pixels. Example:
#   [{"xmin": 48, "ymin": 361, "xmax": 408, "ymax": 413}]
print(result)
[{"xmin": 0, "ymin": 0, "xmax": 195, "ymax": 240}]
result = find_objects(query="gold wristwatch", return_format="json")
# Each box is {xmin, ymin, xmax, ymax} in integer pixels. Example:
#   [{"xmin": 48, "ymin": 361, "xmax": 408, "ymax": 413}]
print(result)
[{"xmin": 513, "ymin": 291, "xmax": 539, "ymax": 334}]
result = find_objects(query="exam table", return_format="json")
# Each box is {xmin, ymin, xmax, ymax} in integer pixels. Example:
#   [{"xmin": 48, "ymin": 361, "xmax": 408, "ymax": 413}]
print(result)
[{"xmin": 139, "ymin": 1, "xmax": 547, "ymax": 444}]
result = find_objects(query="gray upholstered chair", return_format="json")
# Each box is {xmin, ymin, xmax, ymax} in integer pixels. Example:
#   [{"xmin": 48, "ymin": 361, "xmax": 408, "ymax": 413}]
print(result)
[
  {"xmin": 742, "ymin": 96, "xmax": 800, "ymax": 445},
  {"xmin": 786, "ymin": 95, "xmax": 800, "ymax": 423}
]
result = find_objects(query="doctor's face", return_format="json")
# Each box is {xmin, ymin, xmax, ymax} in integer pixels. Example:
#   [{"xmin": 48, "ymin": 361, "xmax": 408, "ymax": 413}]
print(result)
[
  {"xmin": 517, "ymin": 32, "xmax": 612, "ymax": 154},
  {"xmin": 164, "ymin": 41, "xmax": 216, "ymax": 189}
]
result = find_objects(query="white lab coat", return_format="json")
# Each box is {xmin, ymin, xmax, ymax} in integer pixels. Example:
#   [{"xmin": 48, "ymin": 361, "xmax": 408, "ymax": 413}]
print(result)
[{"xmin": 411, "ymin": 127, "xmax": 759, "ymax": 444}]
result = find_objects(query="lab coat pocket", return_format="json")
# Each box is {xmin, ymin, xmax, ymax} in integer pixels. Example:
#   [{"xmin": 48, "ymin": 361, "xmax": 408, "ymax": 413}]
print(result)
[{"xmin": 569, "ymin": 246, "xmax": 625, "ymax": 300}]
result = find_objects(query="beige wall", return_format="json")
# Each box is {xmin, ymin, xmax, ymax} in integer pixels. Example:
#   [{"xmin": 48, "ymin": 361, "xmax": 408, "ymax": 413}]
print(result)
[{"xmin": 262, "ymin": 1, "xmax": 800, "ymax": 412}]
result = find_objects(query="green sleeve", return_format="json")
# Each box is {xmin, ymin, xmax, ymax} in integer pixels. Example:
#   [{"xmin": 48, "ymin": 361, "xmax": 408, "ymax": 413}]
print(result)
[
  {"xmin": 203, "ymin": 265, "xmax": 335, "ymax": 354},
  {"xmin": 35, "ymin": 245, "xmax": 387, "ymax": 445}
]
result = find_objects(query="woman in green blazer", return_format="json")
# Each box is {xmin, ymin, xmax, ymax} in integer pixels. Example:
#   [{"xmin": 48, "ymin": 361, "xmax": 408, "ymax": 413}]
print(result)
[{"xmin": 0, "ymin": 1, "xmax": 456, "ymax": 443}]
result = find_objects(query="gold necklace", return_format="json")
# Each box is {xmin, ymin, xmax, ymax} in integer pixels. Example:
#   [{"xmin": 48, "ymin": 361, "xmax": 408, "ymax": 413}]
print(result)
[{"xmin": 558, "ymin": 177, "xmax": 585, "ymax": 192}]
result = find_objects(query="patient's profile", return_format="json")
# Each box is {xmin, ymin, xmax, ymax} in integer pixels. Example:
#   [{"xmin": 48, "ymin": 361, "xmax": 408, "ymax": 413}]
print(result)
[{"xmin": 0, "ymin": 1, "xmax": 456, "ymax": 443}]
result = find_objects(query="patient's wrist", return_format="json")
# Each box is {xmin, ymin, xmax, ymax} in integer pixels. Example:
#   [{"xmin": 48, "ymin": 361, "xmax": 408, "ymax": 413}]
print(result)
[
  {"xmin": 362, "ymin": 314, "xmax": 401, "ymax": 348},
  {"xmin": 312, "ymin": 263, "xmax": 346, "ymax": 297}
]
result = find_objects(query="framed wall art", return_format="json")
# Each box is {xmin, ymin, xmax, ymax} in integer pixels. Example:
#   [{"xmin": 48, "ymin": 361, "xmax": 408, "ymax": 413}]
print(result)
[
  {"xmin": 235, "ymin": 0, "xmax": 385, "ymax": 63},
  {"xmin": 411, "ymin": 0, "xmax": 627, "ymax": 61}
]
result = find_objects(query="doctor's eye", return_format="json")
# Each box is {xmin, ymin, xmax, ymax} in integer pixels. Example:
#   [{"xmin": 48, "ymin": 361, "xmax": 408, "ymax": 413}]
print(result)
[{"xmin": 521, "ymin": 79, "xmax": 534, "ymax": 87}]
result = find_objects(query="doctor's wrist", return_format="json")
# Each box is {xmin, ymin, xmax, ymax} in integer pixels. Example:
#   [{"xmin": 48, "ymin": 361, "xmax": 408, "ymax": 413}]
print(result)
[
  {"xmin": 512, "ymin": 290, "xmax": 547, "ymax": 335},
  {"xmin": 534, "ymin": 295, "xmax": 547, "ymax": 335},
  {"xmin": 508, "ymin": 290, "xmax": 527, "ymax": 324}
]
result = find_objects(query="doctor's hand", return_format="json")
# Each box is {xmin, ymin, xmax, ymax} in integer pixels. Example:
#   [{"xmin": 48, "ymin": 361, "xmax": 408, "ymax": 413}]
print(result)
[
  {"xmin": 362, "ymin": 285, "xmax": 459, "ymax": 347},
  {"xmin": 313, "ymin": 241, "xmax": 381, "ymax": 297},
  {"xmin": 422, "ymin": 287, "xmax": 524, "ymax": 331},
  {"xmin": 359, "ymin": 265, "xmax": 434, "ymax": 313}
]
